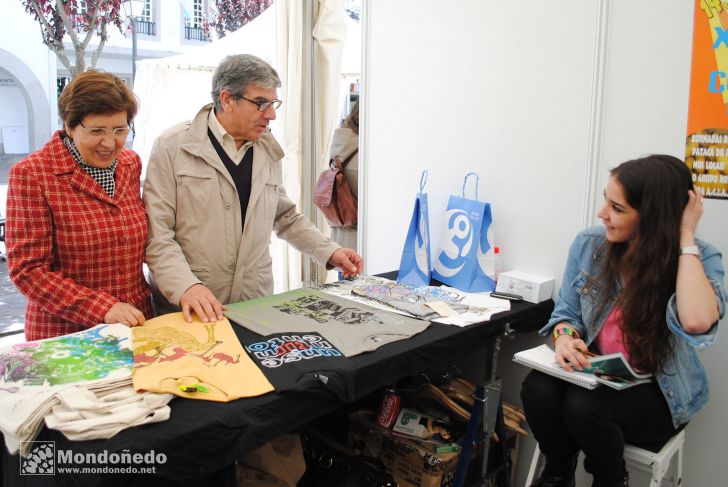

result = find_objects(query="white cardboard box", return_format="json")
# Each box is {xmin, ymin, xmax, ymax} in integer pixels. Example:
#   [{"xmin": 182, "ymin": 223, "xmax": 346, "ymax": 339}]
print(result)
[
  {"xmin": 392, "ymin": 408, "xmax": 430, "ymax": 438},
  {"xmin": 496, "ymin": 270, "xmax": 554, "ymax": 303}
]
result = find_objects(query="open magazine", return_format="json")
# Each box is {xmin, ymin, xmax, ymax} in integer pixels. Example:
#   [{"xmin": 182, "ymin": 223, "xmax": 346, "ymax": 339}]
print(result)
[
  {"xmin": 513, "ymin": 345, "xmax": 653, "ymax": 390},
  {"xmin": 584, "ymin": 352, "xmax": 652, "ymax": 390}
]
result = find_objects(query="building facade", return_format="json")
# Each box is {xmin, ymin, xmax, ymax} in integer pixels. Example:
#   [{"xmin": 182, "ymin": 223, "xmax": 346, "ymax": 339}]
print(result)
[{"xmin": 0, "ymin": 0, "xmax": 213, "ymax": 156}]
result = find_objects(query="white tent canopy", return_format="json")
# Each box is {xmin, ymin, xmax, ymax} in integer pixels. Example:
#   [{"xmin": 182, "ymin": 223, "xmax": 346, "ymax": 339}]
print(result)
[
  {"xmin": 131, "ymin": 6, "xmax": 277, "ymax": 172},
  {"xmin": 130, "ymin": 0, "xmax": 349, "ymax": 292}
]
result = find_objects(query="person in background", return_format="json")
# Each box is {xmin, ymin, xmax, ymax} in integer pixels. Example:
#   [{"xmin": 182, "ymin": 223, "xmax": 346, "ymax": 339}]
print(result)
[
  {"xmin": 521, "ymin": 155, "xmax": 726, "ymax": 487},
  {"xmin": 328, "ymin": 98, "xmax": 359, "ymax": 250},
  {"xmin": 6, "ymin": 70, "xmax": 152, "ymax": 341},
  {"xmin": 143, "ymin": 53, "xmax": 363, "ymax": 324}
]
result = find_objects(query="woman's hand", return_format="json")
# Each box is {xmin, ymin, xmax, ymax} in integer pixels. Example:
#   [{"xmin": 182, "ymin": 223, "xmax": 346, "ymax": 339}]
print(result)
[
  {"xmin": 680, "ymin": 189, "xmax": 704, "ymax": 241},
  {"xmin": 554, "ymin": 336, "xmax": 592, "ymax": 372},
  {"xmin": 104, "ymin": 302, "xmax": 146, "ymax": 327},
  {"xmin": 676, "ymin": 190, "xmax": 720, "ymax": 334}
]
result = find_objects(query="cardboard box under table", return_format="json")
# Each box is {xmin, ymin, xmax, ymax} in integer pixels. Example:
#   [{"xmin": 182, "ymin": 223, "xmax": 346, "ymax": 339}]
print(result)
[{"xmin": 348, "ymin": 411, "xmax": 460, "ymax": 487}]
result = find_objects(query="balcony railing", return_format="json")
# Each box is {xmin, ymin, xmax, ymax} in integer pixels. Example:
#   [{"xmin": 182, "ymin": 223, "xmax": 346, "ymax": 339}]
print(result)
[
  {"xmin": 184, "ymin": 26, "xmax": 207, "ymax": 41},
  {"xmin": 136, "ymin": 20, "xmax": 155, "ymax": 36}
]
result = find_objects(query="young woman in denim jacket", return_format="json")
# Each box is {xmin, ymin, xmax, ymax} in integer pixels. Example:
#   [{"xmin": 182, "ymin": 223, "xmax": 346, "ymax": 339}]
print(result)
[{"xmin": 521, "ymin": 155, "xmax": 726, "ymax": 487}]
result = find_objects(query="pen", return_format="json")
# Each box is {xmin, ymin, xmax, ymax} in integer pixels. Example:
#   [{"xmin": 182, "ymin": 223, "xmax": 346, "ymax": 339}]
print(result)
[{"xmin": 572, "ymin": 343, "xmax": 599, "ymax": 357}]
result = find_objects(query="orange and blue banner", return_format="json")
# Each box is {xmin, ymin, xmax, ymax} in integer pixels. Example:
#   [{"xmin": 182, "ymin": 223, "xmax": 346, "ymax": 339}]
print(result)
[{"xmin": 686, "ymin": 0, "xmax": 728, "ymax": 199}]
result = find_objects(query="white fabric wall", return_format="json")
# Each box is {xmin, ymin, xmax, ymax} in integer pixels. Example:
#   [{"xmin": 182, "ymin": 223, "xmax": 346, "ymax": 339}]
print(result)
[
  {"xmin": 132, "ymin": 6, "xmax": 278, "ymax": 173},
  {"xmin": 363, "ymin": 1, "xmax": 727, "ymax": 486},
  {"xmin": 362, "ymin": 0, "xmax": 597, "ymax": 290}
]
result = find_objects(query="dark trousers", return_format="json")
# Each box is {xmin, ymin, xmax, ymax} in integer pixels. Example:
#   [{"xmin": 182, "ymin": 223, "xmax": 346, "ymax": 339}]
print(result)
[{"xmin": 520, "ymin": 370, "xmax": 681, "ymax": 480}]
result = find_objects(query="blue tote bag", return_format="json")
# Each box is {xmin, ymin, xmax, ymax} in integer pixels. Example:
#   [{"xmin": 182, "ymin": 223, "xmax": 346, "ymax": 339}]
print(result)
[
  {"xmin": 397, "ymin": 171, "xmax": 432, "ymax": 287},
  {"xmin": 432, "ymin": 172, "xmax": 497, "ymax": 292}
]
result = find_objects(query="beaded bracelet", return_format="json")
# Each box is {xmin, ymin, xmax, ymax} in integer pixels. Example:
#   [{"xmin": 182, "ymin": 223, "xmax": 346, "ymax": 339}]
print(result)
[{"xmin": 552, "ymin": 326, "xmax": 578, "ymax": 344}]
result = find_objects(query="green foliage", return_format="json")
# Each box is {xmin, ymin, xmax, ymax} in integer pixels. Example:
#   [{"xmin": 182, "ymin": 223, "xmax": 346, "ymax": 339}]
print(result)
[{"xmin": 209, "ymin": 0, "xmax": 273, "ymax": 39}]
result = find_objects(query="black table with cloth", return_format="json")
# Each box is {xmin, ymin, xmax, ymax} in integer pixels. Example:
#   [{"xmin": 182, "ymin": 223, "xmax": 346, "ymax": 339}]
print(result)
[{"xmin": 1, "ymin": 289, "xmax": 553, "ymax": 487}]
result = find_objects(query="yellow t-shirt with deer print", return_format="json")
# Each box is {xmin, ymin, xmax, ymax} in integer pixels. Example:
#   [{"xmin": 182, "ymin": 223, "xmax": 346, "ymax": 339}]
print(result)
[{"xmin": 132, "ymin": 313, "xmax": 273, "ymax": 402}]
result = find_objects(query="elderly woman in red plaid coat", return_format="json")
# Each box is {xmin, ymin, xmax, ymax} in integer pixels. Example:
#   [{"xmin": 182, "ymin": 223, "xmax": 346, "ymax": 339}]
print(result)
[{"xmin": 6, "ymin": 71, "xmax": 152, "ymax": 341}]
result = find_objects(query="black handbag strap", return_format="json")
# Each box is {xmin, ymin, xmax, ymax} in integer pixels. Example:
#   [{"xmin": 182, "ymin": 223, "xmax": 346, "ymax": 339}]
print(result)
[{"xmin": 330, "ymin": 148, "xmax": 359, "ymax": 169}]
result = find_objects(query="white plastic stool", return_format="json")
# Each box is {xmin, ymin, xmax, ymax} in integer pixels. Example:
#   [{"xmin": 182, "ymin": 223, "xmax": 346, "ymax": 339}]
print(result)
[{"xmin": 524, "ymin": 430, "xmax": 684, "ymax": 487}]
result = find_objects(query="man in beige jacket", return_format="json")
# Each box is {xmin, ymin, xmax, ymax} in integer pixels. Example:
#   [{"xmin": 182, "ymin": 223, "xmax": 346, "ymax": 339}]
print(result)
[{"xmin": 143, "ymin": 54, "xmax": 363, "ymax": 324}]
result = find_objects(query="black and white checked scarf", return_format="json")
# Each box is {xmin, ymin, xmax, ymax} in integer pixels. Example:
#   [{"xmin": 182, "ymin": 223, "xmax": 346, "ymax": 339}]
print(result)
[{"xmin": 63, "ymin": 136, "xmax": 117, "ymax": 198}]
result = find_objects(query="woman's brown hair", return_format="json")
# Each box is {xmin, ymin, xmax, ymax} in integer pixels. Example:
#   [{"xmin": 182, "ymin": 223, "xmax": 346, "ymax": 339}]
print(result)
[
  {"xmin": 594, "ymin": 154, "xmax": 693, "ymax": 373},
  {"xmin": 344, "ymin": 99, "xmax": 359, "ymax": 135},
  {"xmin": 58, "ymin": 70, "xmax": 138, "ymax": 129}
]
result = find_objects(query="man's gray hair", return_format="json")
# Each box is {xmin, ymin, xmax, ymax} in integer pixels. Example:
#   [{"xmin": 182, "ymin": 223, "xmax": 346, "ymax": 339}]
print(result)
[{"xmin": 211, "ymin": 54, "xmax": 281, "ymax": 111}]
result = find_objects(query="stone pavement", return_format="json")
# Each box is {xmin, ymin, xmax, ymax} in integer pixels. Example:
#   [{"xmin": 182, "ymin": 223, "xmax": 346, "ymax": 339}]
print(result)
[
  {"xmin": 0, "ymin": 153, "xmax": 27, "ymax": 337},
  {"xmin": 0, "ymin": 256, "xmax": 26, "ymax": 335},
  {"xmin": 0, "ymin": 153, "xmax": 24, "ymax": 185}
]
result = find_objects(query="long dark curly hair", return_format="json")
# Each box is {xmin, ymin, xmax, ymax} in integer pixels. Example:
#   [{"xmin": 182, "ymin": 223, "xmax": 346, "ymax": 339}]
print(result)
[{"xmin": 594, "ymin": 154, "xmax": 693, "ymax": 373}]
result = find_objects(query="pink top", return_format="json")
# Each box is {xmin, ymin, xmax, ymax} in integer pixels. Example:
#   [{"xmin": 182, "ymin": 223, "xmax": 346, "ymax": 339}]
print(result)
[{"xmin": 595, "ymin": 305, "xmax": 630, "ymax": 360}]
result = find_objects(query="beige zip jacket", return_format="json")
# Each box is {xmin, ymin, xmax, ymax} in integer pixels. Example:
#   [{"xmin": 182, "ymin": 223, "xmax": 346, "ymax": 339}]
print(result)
[{"xmin": 143, "ymin": 104, "xmax": 340, "ymax": 312}]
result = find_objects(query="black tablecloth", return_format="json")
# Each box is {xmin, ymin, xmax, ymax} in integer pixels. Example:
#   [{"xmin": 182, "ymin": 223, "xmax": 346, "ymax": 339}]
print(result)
[{"xmin": 2, "ymin": 295, "xmax": 553, "ymax": 487}]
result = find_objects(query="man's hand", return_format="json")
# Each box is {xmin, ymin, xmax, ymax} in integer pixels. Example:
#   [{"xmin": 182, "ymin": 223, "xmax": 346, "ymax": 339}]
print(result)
[
  {"xmin": 180, "ymin": 284, "xmax": 225, "ymax": 323},
  {"xmin": 328, "ymin": 248, "xmax": 364, "ymax": 278},
  {"xmin": 104, "ymin": 302, "xmax": 146, "ymax": 327}
]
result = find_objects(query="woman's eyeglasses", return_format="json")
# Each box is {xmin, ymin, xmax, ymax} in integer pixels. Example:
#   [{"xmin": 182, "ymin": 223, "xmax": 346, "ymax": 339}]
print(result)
[{"xmin": 78, "ymin": 122, "xmax": 130, "ymax": 138}]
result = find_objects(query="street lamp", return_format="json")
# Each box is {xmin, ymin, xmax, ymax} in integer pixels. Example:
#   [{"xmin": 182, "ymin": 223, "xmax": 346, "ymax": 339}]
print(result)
[{"xmin": 121, "ymin": 0, "xmax": 145, "ymax": 89}]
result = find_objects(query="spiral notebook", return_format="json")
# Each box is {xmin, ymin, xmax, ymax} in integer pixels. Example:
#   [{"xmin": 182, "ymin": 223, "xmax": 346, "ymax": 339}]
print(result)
[{"xmin": 513, "ymin": 344, "xmax": 598, "ymax": 389}]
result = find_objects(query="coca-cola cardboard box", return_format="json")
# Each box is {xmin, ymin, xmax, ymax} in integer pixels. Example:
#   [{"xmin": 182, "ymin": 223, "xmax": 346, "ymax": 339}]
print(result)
[{"xmin": 348, "ymin": 411, "xmax": 460, "ymax": 487}]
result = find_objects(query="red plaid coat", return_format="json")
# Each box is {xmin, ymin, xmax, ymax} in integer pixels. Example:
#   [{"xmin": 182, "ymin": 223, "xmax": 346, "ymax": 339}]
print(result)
[{"xmin": 6, "ymin": 132, "xmax": 152, "ymax": 340}]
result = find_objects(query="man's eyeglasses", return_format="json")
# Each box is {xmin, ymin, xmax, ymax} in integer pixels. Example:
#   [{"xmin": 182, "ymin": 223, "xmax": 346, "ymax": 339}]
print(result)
[
  {"xmin": 78, "ymin": 122, "xmax": 130, "ymax": 138},
  {"xmin": 236, "ymin": 95, "xmax": 283, "ymax": 112}
]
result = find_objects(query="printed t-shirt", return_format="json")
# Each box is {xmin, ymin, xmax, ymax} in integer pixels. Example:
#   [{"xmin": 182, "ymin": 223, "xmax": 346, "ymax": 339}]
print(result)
[
  {"xmin": 225, "ymin": 288, "xmax": 430, "ymax": 357},
  {"xmin": 351, "ymin": 281, "xmax": 469, "ymax": 319},
  {"xmin": 132, "ymin": 313, "xmax": 274, "ymax": 402},
  {"xmin": 239, "ymin": 329, "xmax": 353, "ymax": 401},
  {"xmin": 319, "ymin": 276, "xmax": 510, "ymax": 326}
]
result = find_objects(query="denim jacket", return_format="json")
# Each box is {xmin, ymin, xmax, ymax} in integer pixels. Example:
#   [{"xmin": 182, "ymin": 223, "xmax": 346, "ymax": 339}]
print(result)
[{"xmin": 540, "ymin": 226, "xmax": 726, "ymax": 427}]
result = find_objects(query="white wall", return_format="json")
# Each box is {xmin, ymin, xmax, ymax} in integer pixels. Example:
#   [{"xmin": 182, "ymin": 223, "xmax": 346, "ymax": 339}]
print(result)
[
  {"xmin": 362, "ymin": 0, "xmax": 596, "ymax": 289},
  {"xmin": 0, "ymin": 71, "xmax": 29, "ymax": 151},
  {"xmin": 364, "ymin": 1, "xmax": 728, "ymax": 486}
]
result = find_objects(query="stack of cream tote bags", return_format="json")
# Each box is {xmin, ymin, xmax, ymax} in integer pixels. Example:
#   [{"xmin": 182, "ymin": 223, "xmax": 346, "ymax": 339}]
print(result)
[
  {"xmin": 0, "ymin": 324, "xmax": 173, "ymax": 456},
  {"xmin": 43, "ymin": 384, "xmax": 172, "ymax": 441}
]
